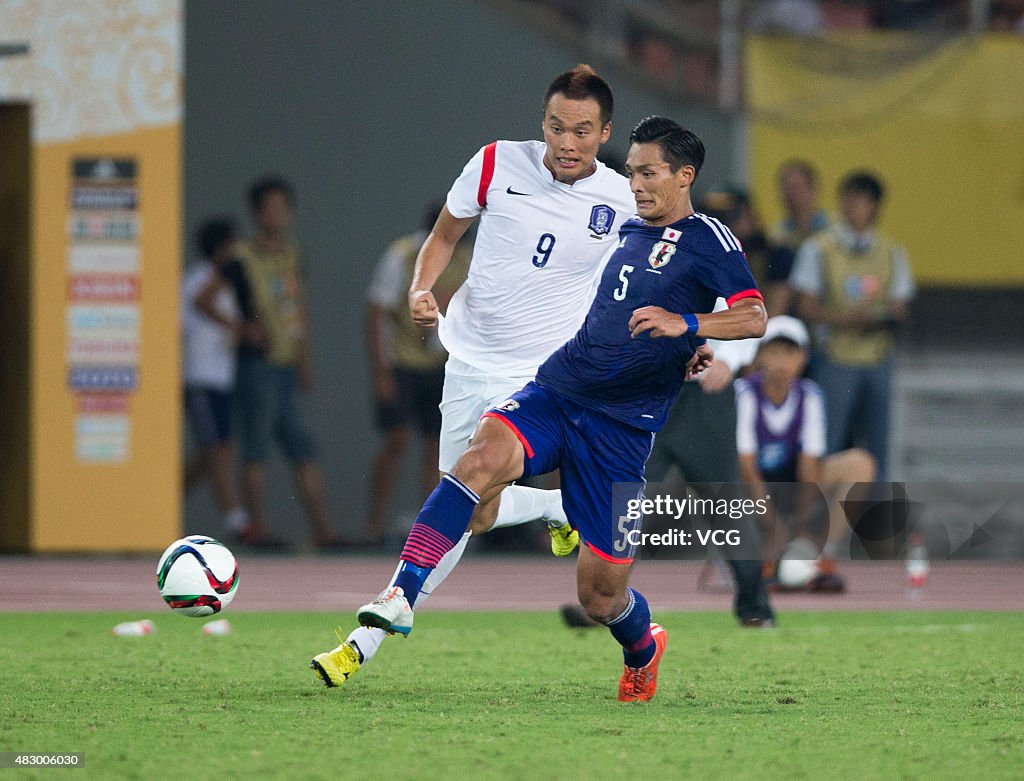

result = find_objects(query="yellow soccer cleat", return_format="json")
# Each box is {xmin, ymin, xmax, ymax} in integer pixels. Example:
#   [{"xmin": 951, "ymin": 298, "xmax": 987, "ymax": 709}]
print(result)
[
  {"xmin": 548, "ymin": 521, "xmax": 579, "ymax": 557},
  {"xmin": 310, "ymin": 634, "xmax": 362, "ymax": 688}
]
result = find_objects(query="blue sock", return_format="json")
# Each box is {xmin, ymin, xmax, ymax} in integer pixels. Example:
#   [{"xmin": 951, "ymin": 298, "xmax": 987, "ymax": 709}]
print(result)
[
  {"xmin": 392, "ymin": 562, "xmax": 432, "ymax": 608},
  {"xmin": 394, "ymin": 474, "xmax": 480, "ymax": 606},
  {"xmin": 607, "ymin": 588, "xmax": 656, "ymax": 668}
]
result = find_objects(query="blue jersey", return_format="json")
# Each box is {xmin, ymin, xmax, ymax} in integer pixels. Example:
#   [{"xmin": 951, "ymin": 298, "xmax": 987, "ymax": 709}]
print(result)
[{"xmin": 536, "ymin": 212, "xmax": 761, "ymax": 431}]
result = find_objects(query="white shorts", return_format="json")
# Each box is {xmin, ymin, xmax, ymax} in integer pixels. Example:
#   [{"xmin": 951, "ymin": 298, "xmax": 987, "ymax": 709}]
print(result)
[{"xmin": 438, "ymin": 356, "xmax": 534, "ymax": 472}]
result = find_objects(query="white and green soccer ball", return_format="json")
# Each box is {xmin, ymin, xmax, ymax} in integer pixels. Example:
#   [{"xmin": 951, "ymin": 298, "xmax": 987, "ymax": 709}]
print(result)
[{"xmin": 157, "ymin": 535, "xmax": 239, "ymax": 617}]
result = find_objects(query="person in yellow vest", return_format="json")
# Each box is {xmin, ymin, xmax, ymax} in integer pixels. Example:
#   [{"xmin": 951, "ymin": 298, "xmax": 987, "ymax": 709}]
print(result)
[
  {"xmin": 363, "ymin": 202, "xmax": 471, "ymax": 547},
  {"xmin": 233, "ymin": 176, "xmax": 345, "ymax": 549},
  {"xmin": 790, "ymin": 171, "xmax": 915, "ymax": 479}
]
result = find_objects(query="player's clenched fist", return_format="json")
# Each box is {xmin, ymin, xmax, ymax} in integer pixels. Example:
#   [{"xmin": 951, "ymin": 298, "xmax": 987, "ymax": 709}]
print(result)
[
  {"xmin": 408, "ymin": 290, "xmax": 439, "ymax": 327},
  {"xmin": 628, "ymin": 306, "xmax": 690, "ymax": 339},
  {"xmin": 686, "ymin": 342, "xmax": 714, "ymax": 380}
]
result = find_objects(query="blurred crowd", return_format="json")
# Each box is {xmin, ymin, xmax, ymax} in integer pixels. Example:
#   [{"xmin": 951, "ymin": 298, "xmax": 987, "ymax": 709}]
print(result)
[
  {"xmin": 521, "ymin": 0, "xmax": 1024, "ymax": 103},
  {"xmin": 533, "ymin": 0, "xmax": 1024, "ymax": 35}
]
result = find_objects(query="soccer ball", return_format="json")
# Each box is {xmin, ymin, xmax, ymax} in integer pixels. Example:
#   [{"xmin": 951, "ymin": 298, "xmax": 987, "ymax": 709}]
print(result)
[
  {"xmin": 157, "ymin": 535, "xmax": 239, "ymax": 616},
  {"xmin": 776, "ymin": 536, "xmax": 819, "ymax": 588}
]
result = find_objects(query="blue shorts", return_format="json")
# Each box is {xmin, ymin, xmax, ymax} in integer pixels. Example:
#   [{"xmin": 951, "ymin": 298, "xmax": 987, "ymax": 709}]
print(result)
[
  {"xmin": 483, "ymin": 381, "xmax": 653, "ymax": 563},
  {"xmin": 184, "ymin": 386, "xmax": 233, "ymax": 447}
]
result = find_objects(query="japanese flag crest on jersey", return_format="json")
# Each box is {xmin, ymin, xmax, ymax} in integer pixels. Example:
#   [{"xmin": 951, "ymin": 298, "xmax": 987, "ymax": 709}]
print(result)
[
  {"xmin": 495, "ymin": 398, "xmax": 520, "ymax": 413},
  {"xmin": 648, "ymin": 241, "xmax": 675, "ymax": 269}
]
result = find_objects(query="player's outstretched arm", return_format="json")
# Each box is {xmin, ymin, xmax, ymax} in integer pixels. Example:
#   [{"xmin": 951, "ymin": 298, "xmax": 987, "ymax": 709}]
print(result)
[
  {"xmin": 692, "ymin": 297, "xmax": 766, "ymax": 340},
  {"xmin": 409, "ymin": 206, "xmax": 474, "ymax": 327},
  {"xmin": 629, "ymin": 297, "xmax": 766, "ymax": 341}
]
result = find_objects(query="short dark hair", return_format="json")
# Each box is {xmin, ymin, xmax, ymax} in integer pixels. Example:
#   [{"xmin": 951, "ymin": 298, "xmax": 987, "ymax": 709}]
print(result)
[
  {"xmin": 248, "ymin": 175, "xmax": 295, "ymax": 213},
  {"xmin": 196, "ymin": 216, "xmax": 236, "ymax": 258},
  {"xmin": 544, "ymin": 64, "xmax": 614, "ymax": 126},
  {"xmin": 778, "ymin": 159, "xmax": 819, "ymax": 186},
  {"xmin": 629, "ymin": 116, "xmax": 705, "ymax": 178},
  {"xmin": 840, "ymin": 170, "xmax": 885, "ymax": 203}
]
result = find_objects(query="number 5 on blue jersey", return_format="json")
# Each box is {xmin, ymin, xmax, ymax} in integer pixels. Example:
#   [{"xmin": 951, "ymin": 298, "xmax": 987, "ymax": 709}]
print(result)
[{"xmin": 613, "ymin": 265, "xmax": 634, "ymax": 300}]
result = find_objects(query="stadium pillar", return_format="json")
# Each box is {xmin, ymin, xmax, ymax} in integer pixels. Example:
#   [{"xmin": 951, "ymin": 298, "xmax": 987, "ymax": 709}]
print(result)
[{"xmin": 0, "ymin": 103, "xmax": 32, "ymax": 551}]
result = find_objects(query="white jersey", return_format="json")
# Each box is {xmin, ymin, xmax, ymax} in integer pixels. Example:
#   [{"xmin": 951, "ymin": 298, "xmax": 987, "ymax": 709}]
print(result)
[
  {"xmin": 441, "ymin": 139, "xmax": 635, "ymax": 377},
  {"xmin": 181, "ymin": 260, "xmax": 239, "ymax": 390}
]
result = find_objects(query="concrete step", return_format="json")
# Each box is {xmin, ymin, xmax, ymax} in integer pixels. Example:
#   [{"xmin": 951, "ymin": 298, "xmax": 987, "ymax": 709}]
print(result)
[{"xmin": 891, "ymin": 350, "xmax": 1024, "ymax": 482}]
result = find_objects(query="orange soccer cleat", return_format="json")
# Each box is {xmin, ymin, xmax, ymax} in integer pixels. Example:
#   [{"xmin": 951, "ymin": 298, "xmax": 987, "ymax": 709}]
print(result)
[{"xmin": 618, "ymin": 623, "xmax": 668, "ymax": 702}]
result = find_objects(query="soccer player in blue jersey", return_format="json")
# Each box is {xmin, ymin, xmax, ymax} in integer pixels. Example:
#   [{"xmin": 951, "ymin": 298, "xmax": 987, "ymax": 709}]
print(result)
[{"xmin": 312, "ymin": 116, "xmax": 767, "ymax": 701}]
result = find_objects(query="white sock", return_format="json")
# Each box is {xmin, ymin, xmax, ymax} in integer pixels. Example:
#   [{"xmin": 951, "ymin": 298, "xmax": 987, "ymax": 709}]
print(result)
[
  {"xmin": 346, "ymin": 531, "xmax": 473, "ymax": 665},
  {"xmin": 345, "ymin": 626, "xmax": 386, "ymax": 663},
  {"xmin": 492, "ymin": 485, "xmax": 566, "ymax": 529},
  {"xmin": 419, "ymin": 530, "xmax": 472, "ymax": 604}
]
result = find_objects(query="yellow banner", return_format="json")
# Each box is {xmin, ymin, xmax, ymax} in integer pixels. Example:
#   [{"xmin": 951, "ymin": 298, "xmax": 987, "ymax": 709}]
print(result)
[{"xmin": 747, "ymin": 34, "xmax": 1024, "ymax": 287}]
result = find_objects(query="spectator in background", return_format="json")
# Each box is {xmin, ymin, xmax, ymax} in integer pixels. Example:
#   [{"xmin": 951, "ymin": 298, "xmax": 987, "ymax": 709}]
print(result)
[
  {"xmin": 233, "ymin": 176, "xmax": 346, "ymax": 549},
  {"xmin": 363, "ymin": 201, "xmax": 471, "ymax": 547},
  {"xmin": 790, "ymin": 171, "xmax": 914, "ymax": 479},
  {"xmin": 767, "ymin": 160, "xmax": 831, "ymax": 315},
  {"xmin": 736, "ymin": 315, "xmax": 876, "ymax": 592},
  {"xmin": 182, "ymin": 217, "xmax": 249, "ymax": 539}
]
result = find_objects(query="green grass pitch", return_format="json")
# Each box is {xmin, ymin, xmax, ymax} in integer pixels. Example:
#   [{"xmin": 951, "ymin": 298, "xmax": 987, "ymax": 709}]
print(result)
[{"xmin": 2, "ymin": 611, "xmax": 1022, "ymax": 780}]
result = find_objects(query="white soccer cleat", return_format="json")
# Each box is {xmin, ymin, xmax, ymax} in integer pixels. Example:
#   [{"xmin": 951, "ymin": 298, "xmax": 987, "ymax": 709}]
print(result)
[{"xmin": 356, "ymin": 586, "xmax": 414, "ymax": 637}]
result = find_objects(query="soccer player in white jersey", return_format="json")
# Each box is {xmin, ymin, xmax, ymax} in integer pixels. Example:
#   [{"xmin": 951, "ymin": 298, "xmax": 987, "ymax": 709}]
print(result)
[{"xmin": 312, "ymin": 65, "xmax": 635, "ymax": 686}]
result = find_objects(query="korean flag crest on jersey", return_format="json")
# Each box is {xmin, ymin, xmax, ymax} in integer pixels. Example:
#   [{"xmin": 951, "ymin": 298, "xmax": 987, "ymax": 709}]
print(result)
[
  {"xmin": 648, "ymin": 240, "xmax": 676, "ymax": 269},
  {"xmin": 588, "ymin": 205, "xmax": 616, "ymax": 236}
]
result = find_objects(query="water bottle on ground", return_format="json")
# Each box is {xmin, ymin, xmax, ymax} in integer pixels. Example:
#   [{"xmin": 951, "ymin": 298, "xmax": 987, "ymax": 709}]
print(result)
[
  {"xmin": 202, "ymin": 618, "xmax": 232, "ymax": 636},
  {"xmin": 906, "ymin": 532, "xmax": 929, "ymax": 594},
  {"xmin": 112, "ymin": 619, "xmax": 156, "ymax": 636}
]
